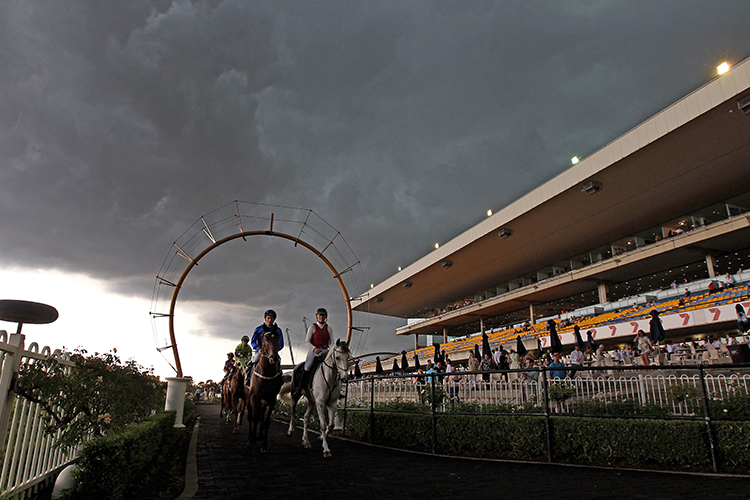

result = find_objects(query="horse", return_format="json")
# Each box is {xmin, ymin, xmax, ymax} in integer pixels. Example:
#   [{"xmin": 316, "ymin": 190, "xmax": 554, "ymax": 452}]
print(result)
[
  {"xmin": 244, "ymin": 330, "xmax": 283, "ymax": 452},
  {"xmin": 282, "ymin": 339, "xmax": 350, "ymax": 457},
  {"xmin": 219, "ymin": 369, "xmax": 235, "ymax": 423},
  {"xmin": 229, "ymin": 366, "xmax": 246, "ymax": 433}
]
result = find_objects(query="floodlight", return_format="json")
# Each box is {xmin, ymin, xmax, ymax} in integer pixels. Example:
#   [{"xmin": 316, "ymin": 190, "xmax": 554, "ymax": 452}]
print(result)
[{"xmin": 717, "ymin": 62, "xmax": 730, "ymax": 75}]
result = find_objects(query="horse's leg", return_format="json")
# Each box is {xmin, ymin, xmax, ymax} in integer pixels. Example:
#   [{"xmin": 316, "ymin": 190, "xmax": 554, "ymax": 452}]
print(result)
[
  {"xmin": 287, "ymin": 392, "xmax": 298, "ymax": 437},
  {"xmin": 260, "ymin": 401, "xmax": 272, "ymax": 452},
  {"xmin": 248, "ymin": 396, "xmax": 259, "ymax": 445},
  {"xmin": 302, "ymin": 397, "xmax": 313, "ymax": 448},
  {"xmin": 326, "ymin": 402, "xmax": 337, "ymax": 435},
  {"xmin": 316, "ymin": 400, "xmax": 332, "ymax": 457}
]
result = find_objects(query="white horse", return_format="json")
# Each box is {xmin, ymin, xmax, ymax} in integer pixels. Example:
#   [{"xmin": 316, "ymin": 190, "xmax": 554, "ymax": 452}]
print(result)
[{"xmin": 281, "ymin": 339, "xmax": 350, "ymax": 457}]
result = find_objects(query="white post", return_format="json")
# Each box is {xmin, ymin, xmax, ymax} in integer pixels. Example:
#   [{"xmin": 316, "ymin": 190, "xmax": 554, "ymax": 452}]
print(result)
[
  {"xmin": 165, "ymin": 377, "xmax": 190, "ymax": 428},
  {"xmin": 0, "ymin": 334, "xmax": 25, "ymax": 448}
]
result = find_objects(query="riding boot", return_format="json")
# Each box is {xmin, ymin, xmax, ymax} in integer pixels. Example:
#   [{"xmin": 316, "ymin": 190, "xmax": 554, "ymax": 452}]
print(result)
[
  {"xmin": 244, "ymin": 364, "xmax": 253, "ymax": 385},
  {"xmin": 300, "ymin": 368, "xmax": 309, "ymax": 389}
]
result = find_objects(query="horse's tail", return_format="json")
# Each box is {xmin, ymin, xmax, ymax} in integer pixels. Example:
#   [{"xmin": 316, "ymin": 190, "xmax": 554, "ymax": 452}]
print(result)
[{"xmin": 279, "ymin": 379, "xmax": 293, "ymax": 404}]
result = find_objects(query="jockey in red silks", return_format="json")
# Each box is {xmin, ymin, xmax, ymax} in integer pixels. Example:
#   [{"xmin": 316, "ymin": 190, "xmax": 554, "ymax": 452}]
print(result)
[{"xmin": 302, "ymin": 308, "xmax": 332, "ymax": 385}]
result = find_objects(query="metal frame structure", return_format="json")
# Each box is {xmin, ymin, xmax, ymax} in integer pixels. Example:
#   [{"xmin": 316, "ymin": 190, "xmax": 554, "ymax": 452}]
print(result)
[{"xmin": 151, "ymin": 201, "xmax": 367, "ymax": 377}]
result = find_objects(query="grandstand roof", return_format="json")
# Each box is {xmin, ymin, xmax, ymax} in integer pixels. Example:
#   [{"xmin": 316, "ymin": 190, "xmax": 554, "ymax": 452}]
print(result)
[{"xmin": 352, "ymin": 57, "xmax": 750, "ymax": 334}]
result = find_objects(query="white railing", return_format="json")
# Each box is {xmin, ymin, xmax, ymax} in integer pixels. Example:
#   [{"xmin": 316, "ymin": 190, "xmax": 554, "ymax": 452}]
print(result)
[
  {"xmin": 0, "ymin": 331, "xmax": 79, "ymax": 499},
  {"xmin": 346, "ymin": 371, "xmax": 750, "ymax": 417}
]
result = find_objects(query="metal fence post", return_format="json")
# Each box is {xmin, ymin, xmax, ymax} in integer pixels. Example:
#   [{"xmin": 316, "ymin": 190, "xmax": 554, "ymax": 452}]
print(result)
[
  {"xmin": 0, "ymin": 334, "xmax": 25, "ymax": 451},
  {"xmin": 342, "ymin": 379, "xmax": 349, "ymax": 437},
  {"xmin": 369, "ymin": 379, "xmax": 375, "ymax": 443},
  {"xmin": 540, "ymin": 366, "xmax": 552, "ymax": 462},
  {"xmin": 430, "ymin": 381, "xmax": 436, "ymax": 454},
  {"xmin": 697, "ymin": 365, "xmax": 718, "ymax": 473}
]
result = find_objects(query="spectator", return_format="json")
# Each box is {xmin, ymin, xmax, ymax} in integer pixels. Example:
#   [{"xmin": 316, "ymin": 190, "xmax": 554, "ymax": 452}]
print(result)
[
  {"xmin": 548, "ymin": 352, "xmax": 567, "ymax": 379},
  {"xmin": 480, "ymin": 353, "xmax": 493, "ymax": 384},
  {"xmin": 569, "ymin": 344, "xmax": 583, "ymax": 378},
  {"xmin": 519, "ymin": 357, "xmax": 539, "ymax": 402},
  {"xmin": 636, "ymin": 329, "xmax": 653, "ymax": 366}
]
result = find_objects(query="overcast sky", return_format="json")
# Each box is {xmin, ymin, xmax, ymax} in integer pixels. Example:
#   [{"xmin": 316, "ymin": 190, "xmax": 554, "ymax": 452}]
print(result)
[{"xmin": 1, "ymin": 1, "xmax": 748, "ymax": 382}]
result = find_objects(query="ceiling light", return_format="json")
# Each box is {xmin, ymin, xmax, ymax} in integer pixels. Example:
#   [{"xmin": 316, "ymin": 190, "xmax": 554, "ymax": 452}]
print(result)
[
  {"xmin": 434, "ymin": 243, "xmax": 440, "ymax": 249},
  {"xmin": 582, "ymin": 181, "xmax": 603, "ymax": 195},
  {"xmin": 717, "ymin": 62, "xmax": 730, "ymax": 75},
  {"xmin": 487, "ymin": 209, "xmax": 493, "ymax": 217},
  {"xmin": 571, "ymin": 156, "xmax": 579, "ymax": 165}
]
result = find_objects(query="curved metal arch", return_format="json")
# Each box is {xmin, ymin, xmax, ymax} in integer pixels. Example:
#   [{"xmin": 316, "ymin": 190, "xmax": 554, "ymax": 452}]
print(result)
[{"xmin": 168, "ymin": 229, "xmax": 353, "ymax": 377}]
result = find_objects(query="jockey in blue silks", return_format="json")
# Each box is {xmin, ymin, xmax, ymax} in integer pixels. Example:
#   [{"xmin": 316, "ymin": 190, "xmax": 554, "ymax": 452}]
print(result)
[{"xmin": 246, "ymin": 309, "xmax": 284, "ymax": 384}]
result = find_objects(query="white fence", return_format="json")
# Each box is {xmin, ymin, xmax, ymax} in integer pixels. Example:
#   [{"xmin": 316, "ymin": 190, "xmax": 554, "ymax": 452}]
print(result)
[
  {"xmin": 0, "ymin": 331, "xmax": 78, "ymax": 499},
  {"xmin": 346, "ymin": 370, "xmax": 750, "ymax": 416}
]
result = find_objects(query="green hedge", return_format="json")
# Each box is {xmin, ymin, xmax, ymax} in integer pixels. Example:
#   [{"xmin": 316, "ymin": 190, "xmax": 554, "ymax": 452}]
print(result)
[
  {"xmin": 343, "ymin": 410, "xmax": 750, "ymax": 472},
  {"xmin": 68, "ymin": 411, "xmax": 181, "ymax": 500}
]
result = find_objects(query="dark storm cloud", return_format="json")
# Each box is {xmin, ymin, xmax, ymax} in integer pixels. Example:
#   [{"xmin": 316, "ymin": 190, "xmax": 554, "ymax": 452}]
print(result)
[{"xmin": 1, "ymin": 0, "xmax": 749, "ymax": 354}]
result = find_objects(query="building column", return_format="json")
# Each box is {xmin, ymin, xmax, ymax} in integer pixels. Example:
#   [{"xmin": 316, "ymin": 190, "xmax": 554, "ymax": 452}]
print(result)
[
  {"xmin": 443, "ymin": 326, "xmax": 448, "ymax": 344},
  {"xmin": 529, "ymin": 304, "xmax": 536, "ymax": 325},
  {"xmin": 598, "ymin": 282, "xmax": 608, "ymax": 303},
  {"xmin": 705, "ymin": 254, "xmax": 716, "ymax": 278},
  {"xmin": 415, "ymin": 334, "xmax": 419, "ymax": 351}
]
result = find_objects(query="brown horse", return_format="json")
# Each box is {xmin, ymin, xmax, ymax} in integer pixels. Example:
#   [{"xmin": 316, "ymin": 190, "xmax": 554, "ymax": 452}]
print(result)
[
  {"xmin": 230, "ymin": 367, "xmax": 246, "ymax": 433},
  {"xmin": 219, "ymin": 369, "xmax": 235, "ymax": 423},
  {"xmin": 244, "ymin": 330, "xmax": 283, "ymax": 452}
]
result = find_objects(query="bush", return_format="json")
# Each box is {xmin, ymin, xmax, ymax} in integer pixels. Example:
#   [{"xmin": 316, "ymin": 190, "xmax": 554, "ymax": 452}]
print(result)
[
  {"xmin": 340, "ymin": 402, "xmax": 750, "ymax": 471},
  {"xmin": 15, "ymin": 349, "xmax": 165, "ymax": 448},
  {"xmin": 68, "ymin": 411, "xmax": 183, "ymax": 500}
]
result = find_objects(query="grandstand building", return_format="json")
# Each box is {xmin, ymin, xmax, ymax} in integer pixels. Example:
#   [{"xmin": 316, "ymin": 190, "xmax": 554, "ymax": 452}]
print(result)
[{"xmin": 352, "ymin": 56, "xmax": 750, "ymax": 369}]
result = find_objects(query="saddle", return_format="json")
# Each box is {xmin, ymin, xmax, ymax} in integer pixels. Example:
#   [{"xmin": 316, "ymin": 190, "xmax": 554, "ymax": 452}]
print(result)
[{"xmin": 293, "ymin": 357, "xmax": 323, "ymax": 391}]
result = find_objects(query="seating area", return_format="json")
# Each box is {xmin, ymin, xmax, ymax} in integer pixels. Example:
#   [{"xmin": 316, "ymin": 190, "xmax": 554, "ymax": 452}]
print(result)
[{"xmin": 365, "ymin": 277, "xmax": 750, "ymax": 372}]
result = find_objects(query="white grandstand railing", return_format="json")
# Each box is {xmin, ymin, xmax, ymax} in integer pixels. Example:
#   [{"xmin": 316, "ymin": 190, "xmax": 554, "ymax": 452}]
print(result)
[
  {"xmin": 0, "ymin": 331, "xmax": 79, "ymax": 499},
  {"xmin": 345, "ymin": 371, "xmax": 750, "ymax": 417}
]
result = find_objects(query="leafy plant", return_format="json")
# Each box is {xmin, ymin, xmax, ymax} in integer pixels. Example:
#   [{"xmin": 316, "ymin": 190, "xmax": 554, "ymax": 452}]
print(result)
[
  {"xmin": 548, "ymin": 383, "xmax": 575, "ymax": 403},
  {"xmin": 15, "ymin": 348, "xmax": 165, "ymax": 448},
  {"xmin": 419, "ymin": 382, "xmax": 446, "ymax": 406}
]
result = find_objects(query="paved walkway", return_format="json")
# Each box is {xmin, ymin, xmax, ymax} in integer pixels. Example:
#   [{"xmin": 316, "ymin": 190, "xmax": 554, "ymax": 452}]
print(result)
[{"xmin": 183, "ymin": 403, "xmax": 749, "ymax": 500}]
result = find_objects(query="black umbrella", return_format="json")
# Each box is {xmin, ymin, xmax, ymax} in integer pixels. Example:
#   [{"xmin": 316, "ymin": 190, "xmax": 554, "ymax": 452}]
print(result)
[
  {"xmin": 548, "ymin": 319, "xmax": 563, "ymax": 354},
  {"xmin": 354, "ymin": 360, "xmax": 362, "ymax": 378},
  {"xmin": 433, "ymin": 343, "xmax": 442, "ymax": 363},
  {"xmin": 649, "ymin": 309, "xmax": 665, "ymax": 343},
  {"xmin": 587, "ymin": 330, "xmax": 597, "ymax": 350},
  {"xmin": 391, "ymin": 358, "xmax": 400, "ymax": 373},
  {"xmin": 516, "ymin": 335, "xmax": 528, "ymax": 357},
  {"xmin": 573, "ymin": 325, "xmax": 584, "ymax": 348},
  {"xmin": 473, "ymin": 344, "xmax": 480, "ymax": 360},
  {"xmin": 413, "ymin": 354, "xmax": 421, "ymax": 370},
  {"xmin": 375, "ymin": 356, "xmax": 383, "ymax": 375},
  {"xmin": 537, "ymin": 337, "xmax": 544, "ymax": 355},
  {"xmin": 401, "ymin": 351, "xmax": 409, "ymax": 371},
  {"xmin": 482, "ymin": 332, "xmax": 492, "ymax": 358}
]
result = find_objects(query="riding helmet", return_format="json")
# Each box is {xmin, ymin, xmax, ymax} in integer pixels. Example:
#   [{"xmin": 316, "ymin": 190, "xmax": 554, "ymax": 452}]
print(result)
[
  {"xmin": 264, "ymin": 309, "xmax": 277, "ymax": 320},
  {"xmin": 241, "ymin": 335, "xmax": 249, "ymax": 341},
  {"xmin": 316, "ymin": 307, "xmax": 328, "ymax": 316}
]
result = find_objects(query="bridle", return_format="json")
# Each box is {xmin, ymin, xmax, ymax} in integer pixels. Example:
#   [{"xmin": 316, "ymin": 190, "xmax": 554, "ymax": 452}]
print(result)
[
  {"xmin": 253, "ymin": 332, "xmax": 281, "ymax": 380},
  {"xmin": 318, "ymin": 344, "xmax": 349, "ymax": 398}
]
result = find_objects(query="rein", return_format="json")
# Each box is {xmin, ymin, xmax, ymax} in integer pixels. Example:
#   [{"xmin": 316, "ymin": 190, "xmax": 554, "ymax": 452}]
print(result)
[{"xmin": 253, "ymin": 339, "xmax": 281, "ymax": 381}]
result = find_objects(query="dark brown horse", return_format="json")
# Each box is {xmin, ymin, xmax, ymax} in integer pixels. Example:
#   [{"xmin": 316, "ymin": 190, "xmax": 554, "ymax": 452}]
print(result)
[
  {"xmin": 220, "ymin": 368, "xmax": 235, "ymax": 423},
  {"xmin": 244, "ymin": 330, "xmax": 283, "ymax": 452},
  {"xmin": 230, "ymin": 367, "xmax": 246, "ymax": 433}
]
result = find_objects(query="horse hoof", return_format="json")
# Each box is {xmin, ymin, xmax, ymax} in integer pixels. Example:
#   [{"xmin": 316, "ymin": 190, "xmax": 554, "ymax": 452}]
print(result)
[
  {"xmin": 286, "ymin": 430, "xmax": 293, "ymax": 437},
  {"xmin": 233, "ymin": 428, "xmax": 239, "ymax": 434},
  {"xmin": 323, "ymin": 451, "xmax": 332, "ymax": 458},
  {"xmin": 303, "ymin": 441, "xmax": 311, "ymax": 449},
  {"xmin": 260, "ymin": 447, "xmax": 267, "ymax": 453}
]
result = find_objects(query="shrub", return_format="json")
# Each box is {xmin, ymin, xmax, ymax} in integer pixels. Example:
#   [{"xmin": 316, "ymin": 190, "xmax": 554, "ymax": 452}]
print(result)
[
  {"xmin": 15, "ymin": 349, "xmax": 165, "ymax": 448},
  {"xmin": 69, "ymin": 411, "xmax": 183, "ymax": 500}
]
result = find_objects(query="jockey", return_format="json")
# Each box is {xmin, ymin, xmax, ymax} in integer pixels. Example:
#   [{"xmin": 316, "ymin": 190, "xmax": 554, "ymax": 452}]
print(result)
[
  {"xmin": 220, "ymin": 352, "xmax": 235, "ymax": 386},
  {"xmin": 247, "ymin": 309, "xmax": 284, "ymax": 383},
  {"xmin": 234, "ymin": 335, "xmax": 253, "ymax": 376},
  {"xmin": 302, "ymin": 308, "xmax": 332, "ymax": 386}
]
